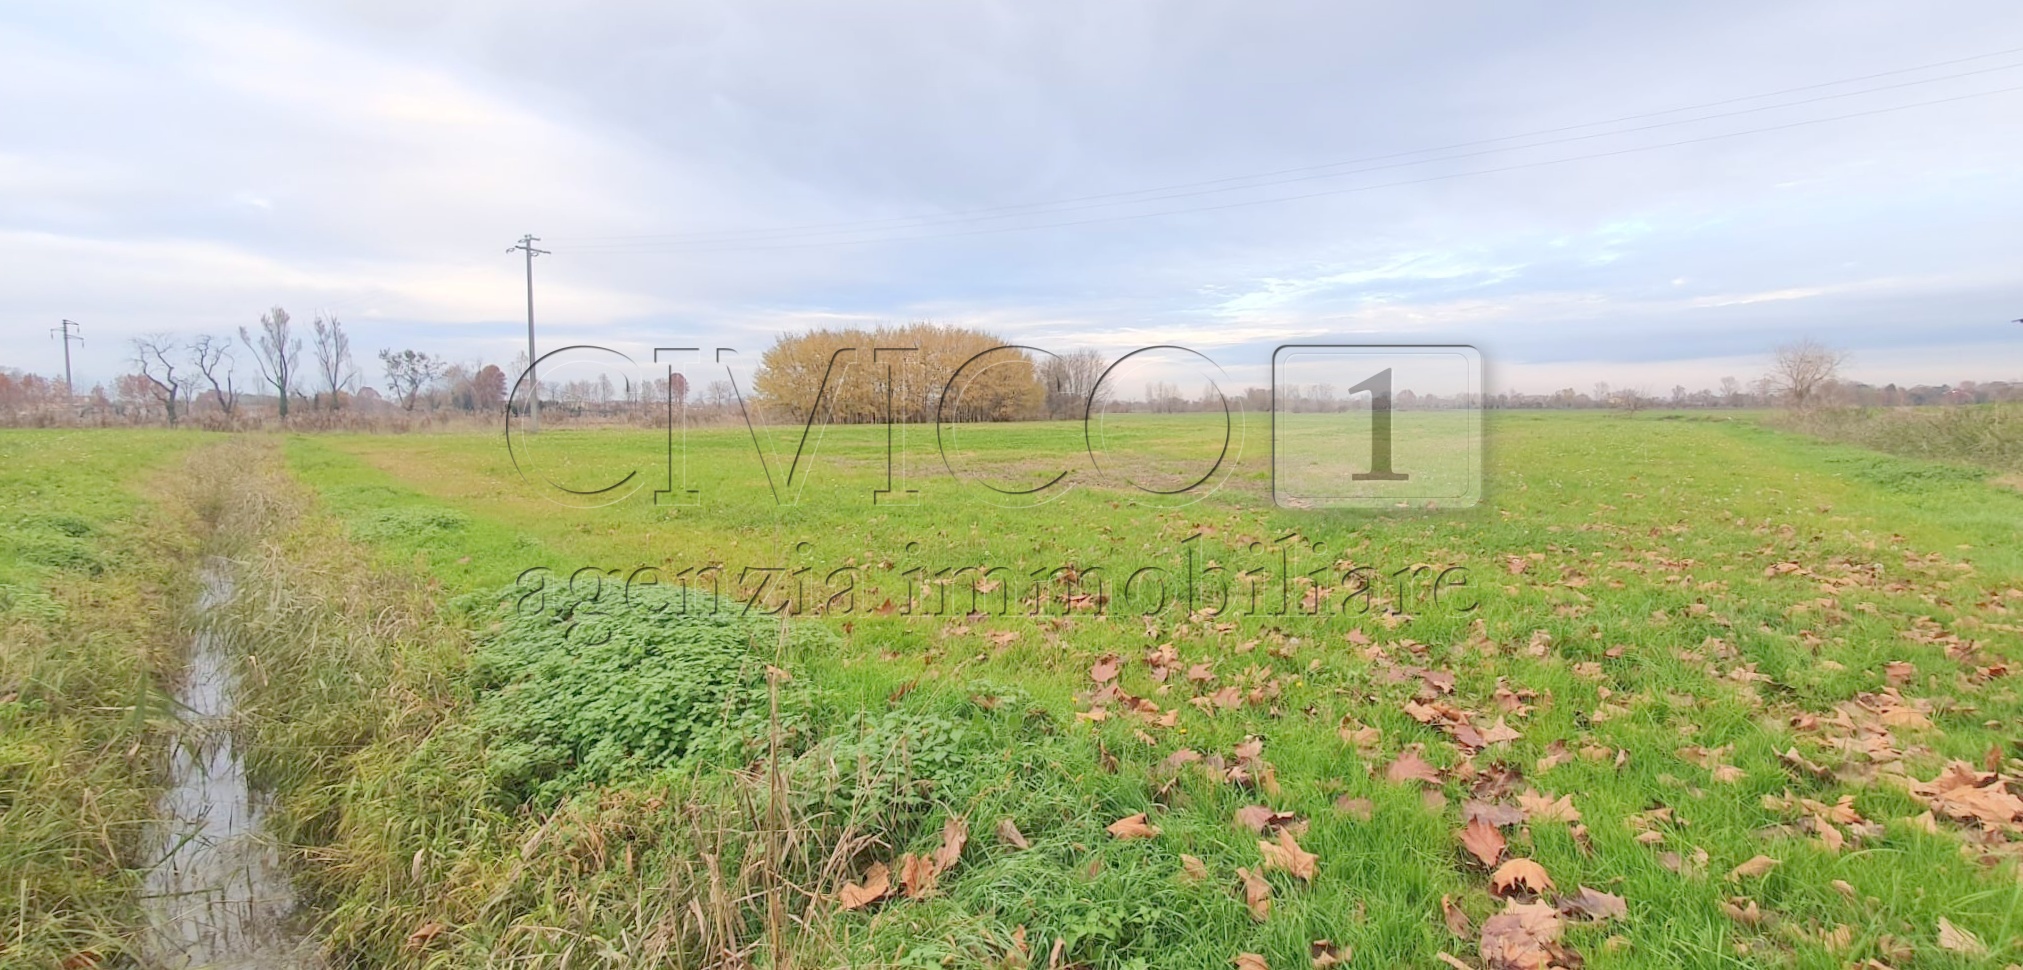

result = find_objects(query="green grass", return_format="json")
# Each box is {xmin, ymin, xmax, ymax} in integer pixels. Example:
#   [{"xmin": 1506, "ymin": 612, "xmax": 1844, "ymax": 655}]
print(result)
[
  {"xmin": 0, "ymin": 429, "xmax": 209, "ymax": 967},
  {"xmin": 225, "ymin": 410, "xmax": 2023, "ymax": 969},
  {"xmin": 6, "ymin": 410, "xmax": 2021, "ymax": 969}
]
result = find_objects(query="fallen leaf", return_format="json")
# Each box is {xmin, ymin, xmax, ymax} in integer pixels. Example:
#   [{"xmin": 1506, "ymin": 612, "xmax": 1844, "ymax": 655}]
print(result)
[
  {"xmin": 1516, "ymin": 789, "xmax": 1580, "ymax": 824},
  {"xmin": 1387, "ymin": 746, "xmax": 1443, "ymax": 785},
  {"xmin": 1107, "ymin": 812, "xmax": 1161, "ymax": 840},
  {"xmin": 1180, "ymin": 854, "xmax": 1210, "ymax": 882},
  {"xmin": 1235, "ymin": 804, "xmax": 1305, "ymax": 835},
  {"xmin": 1090, "ymin": 655, "xmax": 1120, "ymax": 684},
  {"xmin": 1480, "ymin": 717, "xmax": 1523, "ymax": 745},
  {"xmin": 1937, "ymin": 917, "xmax": 1987, "ymax": 956},
  {"xmin": 1720, "ymin": 896, "xmax": 1766, "ymax": 928},
  {"xmin": 898, "ymin": 852, "xmax": 938, "ymax": 898},
  {"xmin": 406, "ymin": 922, "xmax": 447, "ymax": 951},
  {"xmin": 1480, "ymin": 900, "xmax": 1565, "ymax": 970},
  {"xmin": 1435, "ymin": 953, "xmax": 1477, "ymax": 970},
  {"xmin": 1442, "ymin": 894, "xmax": 1476, "ymax": 938},
  {"xmin": 1234, "ymin": 953, "xmax": 1270, "ymax": 970},
  {"xmin": 1236, "ymin": 866, "xmax": 1272, "ymax": 921},
  {"xmin": 836, "ymin": 863, "xmax": 891, "ymax": 910},
  {"xmin": 1259, "ymin": 829, "xmax": 1319, "ymax": 881},
  {"xmin": 1310, "ymin": 940, "xmax": 1348, "ymax": 968},
  {"xmin": 1489, "ymin": 858, "xmax": 1555, "ymax": 897},
  {"xmin": 932, "ymin": 816, "xmax": 968, "ymax": 873},
  {"xmin": 1462, "ymin": 800, "xmax": 1526, "ymax": 828},
  {"xmin": 996, "ymin": 818, "xmax": 1030, "ymax": 851},
  {"xmin": 1459, "ymin": 816, "xmax": 1508, "ymax": 867},
  {"xmin": 1558, "ymin": 885, "xmax": 1627, "ymax": 921},
  {"xmin": 1726, "ymin": 855, "xmax": 1778, "ymax": 881}
]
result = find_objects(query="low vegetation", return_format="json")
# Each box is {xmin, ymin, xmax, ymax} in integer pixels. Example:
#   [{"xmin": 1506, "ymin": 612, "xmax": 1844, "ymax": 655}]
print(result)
[
  {"xmin": 192, "ymin": 413, "xmax": 2023, "ymax": 968},
  {"xmin": 4, "ymin": 410, "xmax": 2020, "ymax": 969}
]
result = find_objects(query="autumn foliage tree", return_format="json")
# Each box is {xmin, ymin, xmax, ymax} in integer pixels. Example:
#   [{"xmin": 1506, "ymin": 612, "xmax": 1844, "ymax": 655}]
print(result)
[{"xmin": 751, "ymin": 323, "xmax": 1045, "ymax": 424}]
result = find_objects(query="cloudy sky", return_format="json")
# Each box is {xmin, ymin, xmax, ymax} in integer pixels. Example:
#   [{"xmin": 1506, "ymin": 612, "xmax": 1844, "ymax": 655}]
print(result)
[{"xmin": 4, "ymin": 0, "xmax": 2021, "ymax": 394}]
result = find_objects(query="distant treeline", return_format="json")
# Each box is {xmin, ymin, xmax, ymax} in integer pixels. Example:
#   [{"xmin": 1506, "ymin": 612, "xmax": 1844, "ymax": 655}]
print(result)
[{"xmin": 4, "ymin": 317, "xmax": 2015, "ymax": 428}]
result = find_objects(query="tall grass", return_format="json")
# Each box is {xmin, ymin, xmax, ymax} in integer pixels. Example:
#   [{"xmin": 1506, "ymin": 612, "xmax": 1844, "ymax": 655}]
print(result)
[
  {"xmin": 1774, "ymin": 403, "xmax": 2023, "ymax": 472},
  {"xmin": 0, "ymin": 431, "xmax": 208, "ymax": 967},
  {"xmin": 207, "ymin": 440, "xmax": 983, "ymax": 967}
]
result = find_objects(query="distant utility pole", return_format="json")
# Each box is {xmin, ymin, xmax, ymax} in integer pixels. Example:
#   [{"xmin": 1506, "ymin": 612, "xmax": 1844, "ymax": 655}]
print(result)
[
  {"xmin": 508, "ymin": 233, "xmax": 549, "ymax": 432},
  {"xmin": 50, "ymin": 319, "xmax": 82, "ymax": 396}
]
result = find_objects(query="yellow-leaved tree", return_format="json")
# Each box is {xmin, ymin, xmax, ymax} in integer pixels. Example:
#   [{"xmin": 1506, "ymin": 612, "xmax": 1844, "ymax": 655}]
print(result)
[{"xmin": 751, "ymin": 323, "xmax": 1045, "ymax": 424}]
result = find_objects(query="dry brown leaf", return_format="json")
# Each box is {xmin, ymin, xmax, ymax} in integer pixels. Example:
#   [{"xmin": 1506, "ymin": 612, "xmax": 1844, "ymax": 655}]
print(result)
[
  {"xmin": 1107, "ymin": 812, "xmax": 1160, "ymax": 839},
  {"xmin": 1435, "ymin": 953, "xmax": 1477, "ymax": 970},
  {"xmin": 1233, "ymin": 953, "xmax": 1270, "ymax": 970},
  {"xmin": 898, "ymin": 852, "xmax": 938, "ymax": 898},
  {"xmin": 1480, "ymin": 717, "xmax": 1523, "ymax": 745},
  {"xmin": 1463, "ymin": 800, "xmax": 1526, "ymax": 828},
  {"xmin": 932, "ymin": 816, "xmax": 968, "ymax": 873},
  {"xmin": 996, "ymin": 818, "xmax": 1030, "ymax": 851},
  {"xmin": 837, "ymin": 863, "xmax": 891, "ymax": 910},
  {"xmin": 1236, "ymin": 866, "xmax": 1272, "ymax": 921},
  {"xmin": 1088, "ymin": 654, "xmax": 1121, "ymax": 684},
  {"xmin": 1259, "ymin": 829, "xmax": 1319, "ymax": 881},
  {"xmin": 1480, "ymin": 900, "xmax": 1565, "ymax": 970},
  {"xmin": 1720, "ymin": 896, "xmax": 1766, "ymax": 927},
  {"xmin": 1310, "ymin": 939, "xmax": 1348, "ymax": 968},
  {"xmin": 1726, "ymin": 855, "xmax": 1779, "ymax": 880},
  {"xmin": 1516, "ymin": 789, "xmax": 1580, "ymax": 824},
  {"xmin": 405, "ymin": 922, "xmax": 447, "ymax": 951},
  {"xmin": 1387, "ymin": 746, "xmax": 1443, "ymax": 785},
  {"xmin": 1937, "ymin": 917, "xmax": 1987, "ymax": 956},
  {"xmin": 1235, "ymin": 804, "xmax": 1305, "ymax": 835},
  {"xmin": 1459, "ymin": 816, "xmax": 1508, "ymax": 867},
  {"xmin": 1489, "ymin": 858, "xmax": 1556, "ymax": 897},
  {"xmin": 1442, "ymin": 894, "xmax": 1476, "ymax": 938},
  {"xmin": 1180, "ymin": 854, "xmax": 1210, "ymax": 882},
  {"xmin": 1558, "ymin": 885, "xmax": 1627, "ymax": 921}
]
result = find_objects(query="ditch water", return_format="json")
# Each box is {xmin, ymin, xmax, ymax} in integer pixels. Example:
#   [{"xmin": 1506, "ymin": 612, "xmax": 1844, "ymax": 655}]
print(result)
[{"xmin": 140, "ymin": 558, "xmax": 315, "ymax": 969}]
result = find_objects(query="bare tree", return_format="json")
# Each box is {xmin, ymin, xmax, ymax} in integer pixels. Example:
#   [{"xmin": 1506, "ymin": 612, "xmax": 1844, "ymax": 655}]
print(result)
[
  {"xmin": 132, "ymin": 334, "xmax": 196, "ymax": 426},
  {"xmin": 1612, "ymin": 385, "xmax": 1651, "ymax": 415},
  {"xmin": 1767, "ymin": 338, "xmax": 1846, "ymax": 411},
  {"xmin": 1039, "ymin": 348, "xmax": 1108, "ymax": 419},
  {"xmin": 189, "ymin": 333, "xmax": 239, "ymax": 416},
  {"xmin": 379, "ymin": 348, "xmax": 445, "ymax": 411},
  {"xmin": 1719, "ymin": 376, "xmax": 1742, "ymax": 407},
  {"xmin": 311, "ymin": 312, "xmax": 356, "ymax": 409},
  {"xmin": 241, "ymin": 306, "xmax": 302, "ymax": 419}
]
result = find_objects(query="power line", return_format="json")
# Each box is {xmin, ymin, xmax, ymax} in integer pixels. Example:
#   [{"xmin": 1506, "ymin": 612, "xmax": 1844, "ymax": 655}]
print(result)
[
  {"xmin": 554, "ymin": 44, "xmax": 2023, "ymax": 249},
  {"xmin": 560, "ymin": 82, "xmax": 2023, "ymax": 254}
]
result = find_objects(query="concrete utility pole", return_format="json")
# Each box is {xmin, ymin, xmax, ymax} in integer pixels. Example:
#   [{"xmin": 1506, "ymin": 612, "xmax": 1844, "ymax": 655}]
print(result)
[
  {"xmin": 50, "ymin": 319, "xmax": 81, "ymax": 396},
  {"xmin": 508, "ymin": 234, "xmax": 549, "ymax": 432}
]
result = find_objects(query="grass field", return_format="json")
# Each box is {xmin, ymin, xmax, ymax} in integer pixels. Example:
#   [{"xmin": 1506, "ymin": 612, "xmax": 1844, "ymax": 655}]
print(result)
[
  {"xmin": 0, "ymin": 430, "xmax": 208, "ymax": 967},
  {"xmin": 4, "ymin": 412, "xmax": 2022, "ymax": 969}
]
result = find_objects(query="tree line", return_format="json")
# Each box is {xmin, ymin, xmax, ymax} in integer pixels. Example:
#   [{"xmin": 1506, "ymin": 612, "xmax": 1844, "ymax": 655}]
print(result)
[
  {"xmin": 5, "ymin": 323, "xmax": 2011, "ymax": 429},
  {"xmin": 2, "ymin": 306, "xmax": 513, "ymax": 427}
]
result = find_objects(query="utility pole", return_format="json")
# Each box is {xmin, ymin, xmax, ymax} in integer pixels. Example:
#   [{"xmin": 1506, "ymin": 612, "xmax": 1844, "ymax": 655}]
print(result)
[
  {"xmin": 50, "ymin": 319, "xmax": 81, "ymax": 397},
  {"xmin": 508, "ymin": 234, "xmax": 549, "ymax": 432}
]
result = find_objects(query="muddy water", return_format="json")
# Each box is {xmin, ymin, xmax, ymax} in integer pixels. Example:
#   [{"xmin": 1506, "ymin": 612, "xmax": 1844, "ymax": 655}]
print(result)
[{"xmin": 141, "ymin": 559, "xmax": 315, "ymax": 969}]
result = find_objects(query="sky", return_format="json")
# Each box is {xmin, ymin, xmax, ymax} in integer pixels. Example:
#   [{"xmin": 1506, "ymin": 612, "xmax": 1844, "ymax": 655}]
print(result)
[{"xmin": 3, "ymin": 0, "xmax": 2021, "ymax": 395}]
